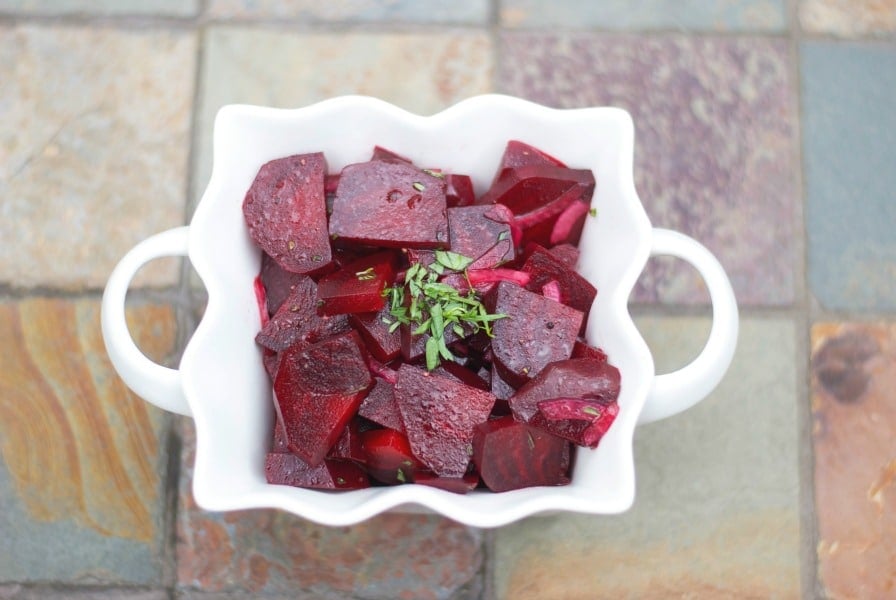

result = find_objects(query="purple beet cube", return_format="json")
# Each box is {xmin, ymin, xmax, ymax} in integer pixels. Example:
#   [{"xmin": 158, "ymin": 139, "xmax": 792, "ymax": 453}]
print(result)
[
  {"xmin": 413, "ymin": 471, "xmax": 479, "ymax": 494},
  {"xmin": 357, "ymin": 377, "xmax": 404, "ymax": 433},
  {"xmin": 448, "ymin": 204, "xmax": 515, "ymax": 270},
  {"xmin": 348, "ymin": 305, "xmax": 402, "ymax": 362},
  {"xmin": 546, "ymin": 243, "xmax": 580, "ymax": 269},
  {"xmin": 317, "ymin": 251, "xmax": 398, "ymax": 316},
  {"xmin": 265, "ymin": 453, "xmax": 369, "ymax": 489},
  {"xmin": 477, "ymin": 164, "xmax": 594, "ymax": 215},
  {"xmin": 243, "ymin": 153, "xmax": 332, "ymax": 274},
  {"xmin": 260, "ymin": 252, "xmax": 307, "ymax": 315},
  {"xmin": 522, "ymin": 244, "xmax": 597, "ymax": 330},
  {"xmin": 329, "ymin": 161, "xmax": 449, "ymax": 249},
  {"xmin": 531, "ymin": 398, "xmax": 619, "ymax": 448},
  {"xmin": 446, "ymin": 173, "xmax": 475, "ymax": 207},
  {"xmin": 371, "ymin": 145, "xmax": 413, "ymax": 164},
  {"xmin": 327, "ymin": 417, "xmax": 366, "ymax": 463},
  {"xmin": 255, "ymin": 276, "xmax": 351, "ymax": 352},
  {"xmin": 509, "ymin": 358, "xmax": 621, "ymax": 423}
]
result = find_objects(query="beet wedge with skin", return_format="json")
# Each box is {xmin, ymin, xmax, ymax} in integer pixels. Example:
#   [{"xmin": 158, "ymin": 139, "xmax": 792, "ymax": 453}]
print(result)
[
  {"xmin": 265, "ymin": 453, "xmax": 369, "ymax": 489},
  {"xmin": 255, "ymin": 276, "xmax": 350, "ymax": 352},
  {"xmin": 360, "ymin": 428, "xmax": 426, "ymax": 485},
  {"xmin": 348, "ymin": 305, "xmax": 402, "ymax": 362},
  {"xmin": 243, "ymin": 153, "xmax": 332, "ymax": 274},
  {"xmin": 447, "ymin": 204, "xmax": 515, "ymax": 270},
  {"xmin": 394, "ymin": 364, "xmax": 496, "ymax": 478},
  {"xmin": 509, "ymin": 358, "xmax": 621, "ymax": 423},
  {"xmin": 329, "ymin": 160, "xmax": 449, "ymax": 249},
  {"xmin": 357, "ymin": 377, "xmax": 404, "ymax": 433},
  {"xmin": 532, "ymin": 398, "xmax": 620, "ymax": 448},
  {"xmin": 488, "ymin": 281, "xmax": 583, "ymax": 387},
  {"xmin": 260, "ymin": 252, "xmax": 308, "ymax": 315},
  {"xmin": 522, "ymin": 244, "xmax": 597, "ymax": 331},
  {"xmin": 316, "ymin": 251, "xmax": 398, "ymax": 316},
  {"xmin": 273, "ymin": 331, "xmax": 373, "ymax": 466},
  {"xmin": 472, "ymin": 416, "xmax": 571, "ymax": 492}
]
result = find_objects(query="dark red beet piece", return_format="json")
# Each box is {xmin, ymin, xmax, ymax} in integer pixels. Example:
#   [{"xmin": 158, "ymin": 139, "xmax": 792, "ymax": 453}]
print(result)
[
  {"xmin": 477, "ymin": 164, "xmax": 594, "ymax": 215},
  {"xmin": 448, "ymin": 204, "xmax": 515, "ymax": 270},
  {"xmin": 413, "ymin": 471, "xmax": 479, "ymax": 494},
  {"xmin": 404, "ymin": 248, "xmax": 436, "ymax": 268},
  {"xmin": 532, "ymin": 398, "xmax": 619, "ymax": 448},
  {"xmin": 394, "ymin": 364, "xmax": 496, "ymax": 478},
  {"xmin": 317, "ymin": 251, "xmax": 397, "ymax": 316},
  {"xmin": 433, "ymin": 360, "xmax": 490, "ymax": 391},
  {"xmin": 329, "ymin": 161, "xmax": 449, "ymax": 249},
  {"xmin": 496, "ymin": 140, "xmax": 567, "ymax": 174},
  {"xmin": 271, "ymin": 413, "xmax": 289, "ymax": 453},
  {"xmin": 360, "ymin": 428, "xmax": 425, "ymax": 484},
  {"xmin": 472, "ymin": 416, "xmax": 570, "ymax": 492},
  {"xmin": 522, "ymin": 245, "xmax": 597, "ymax": 330},
  {"xmin": 263, "ymin": 348, "xmax": 282, "ymax": 380},
  {"xmin": 273, "ymin": 331, "xmax": 372, "ymax": 466},
  {"xmin": 445, "ymin": 173, "xmax": 475, "ymax": 207},
  {"xmin": 371, "ymin": 145, "xmax": 412, "ymax": 164},
  {"xmin": 255, "ymin": 276, "xmax": 351, "ymax": 352},
  {"xmin": 357, "ymin": 378, "xmax": 404, "ymax": 433},
  {"xmin": 489, "ymin": 282, "xmax": 583, "ymax": 387},
  {"xmin": 572, "ymin": 340, "xmax": 608, "ymax": 363},
  {"xmin": 265, "ymin": 453, "xmax": 369, "ymax": 489},
  {"xmin": 327, "ymin": 417, "xmax": 366, "ymax": 463},
  {"xmin": 243, "ymin": 153, "xmax": 332, "ymax": 274},
  {"xmin": 509, "ymin": 358, "xmax": 621, "ymax": 423},
  {"xmin": 549, "ymin": 199, "xmax": 590, "ymax": 246},
  {"xmin": 547, "ymin": 243, "xmax": 580, "ymax": 269},
  {"xmin": 349, "ymin": 306, "xmax": 401, "ymax": 362},
  {"xmin": 490, "ymin": 364, "xmax": 517, "ymax": 401},
  {"xmin": 254, "ymin": 276, "xmax": 270, "ymax": 328},
  {"xmin": 260, "ymin": 252, "xmax": 307, "ymax": 315}
]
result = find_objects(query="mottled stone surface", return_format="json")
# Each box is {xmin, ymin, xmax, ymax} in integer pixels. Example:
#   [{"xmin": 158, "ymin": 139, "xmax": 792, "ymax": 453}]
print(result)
[
  {"xmin": 175, "ymin": 420, "xmax": 483, "ymax": 599},
  {"xmin": 0, "ymin": 299, "xmax": 176, "ymax": 583},
  {"xmin": 812, "ymin": 322, "xmax": 896, "ymax": 599},
  {"xmin": 493, "ymin": 317, "xmax": 800, "ymax": 598},
  {"xmin": 499, "ymin": 33, "xmax": 797, "ymax": 306},
  {"xmin": 802, "ymin": 42, "xmax": 896, "ymax": 312},
  {"xmin": 0, "ymin": 587, "xmax": 169, "ymax": 600},
  {"xmin": 191, "ymin": 28, "xmax": 493, "ymax": 213},
  {"xmin": 0, "ymin": 26, "xmax": 196, "ymax": 289},
  {"xmin": 0, "ymin": 0, "xmax": 197, "ymax": 16},
  {"xmin": 501, "ymin": 0, "xmax": 787, "ymax": 31},
  {"xmin": 206, "ymin": 0, "xmax": 487, "ymax": 23},
  {"xmin": 800, "ymin": 0, "xmax": 896, "ymax": 35}
]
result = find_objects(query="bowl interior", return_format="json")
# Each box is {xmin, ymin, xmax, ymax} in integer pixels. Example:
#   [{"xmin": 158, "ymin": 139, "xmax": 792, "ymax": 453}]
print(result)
[{"xmin": 182, "ymin": 95, "xmax": 654, "ymax": 527}]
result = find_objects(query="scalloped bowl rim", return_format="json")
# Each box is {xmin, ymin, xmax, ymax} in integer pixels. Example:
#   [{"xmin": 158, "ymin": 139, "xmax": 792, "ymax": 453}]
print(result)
[{"xmin": 181, "ymin": 95, "xmax": 654, "ymax": 527}]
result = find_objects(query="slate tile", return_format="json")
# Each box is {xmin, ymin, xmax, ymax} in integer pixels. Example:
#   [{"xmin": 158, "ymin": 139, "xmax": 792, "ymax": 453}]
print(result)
[
  {"xmin": 800, "ymin": 0, "xmax": 896, "ymax": 36},
  {"xmin": 0, "ymin": 0, "xmax": 197, "ymax": 16},
  {"xmin": 206, "ymin": 0, "xmax": 488, "ymax": 23}
]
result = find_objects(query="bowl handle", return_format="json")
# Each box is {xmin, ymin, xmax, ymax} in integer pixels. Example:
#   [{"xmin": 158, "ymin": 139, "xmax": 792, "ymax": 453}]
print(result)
[
  {"xmin": 638, "ymin": 228, "xmax": 739, "ymax": 424},
  {"xmin": 101, "ymin": 226, "xmax": 192, "ymax": 417}
]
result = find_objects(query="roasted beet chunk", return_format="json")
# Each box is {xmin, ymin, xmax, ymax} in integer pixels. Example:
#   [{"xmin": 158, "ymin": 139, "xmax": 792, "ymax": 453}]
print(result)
[
  {"xmin": 509, "ymin": 358, "xmax": 621, "ymax": 423},
  {"xmin": 357, "ymin": 378, "xmax": 404, "ymax": 433},
  {"xmin": 265, "ymin": 453, "xmax": 369, "ymax": 489},
  {"xmin": 478, "ymin": 164, "xmax": 593, "ymax": 215},
  {"xmin": 413, "ymin": 471, "xmax": 479, "ymax": 494},
  {"xmin": 255, "ymin": 276, "xmax": 350, "ymax": 352},
  {"xmin": 329, "ymin": 161, "xmax": 449, "ymax": 249},
  {"xmin": 472, "ymin": 416, "xmax": 570, "ymax": 492},
  {"xmin": 317, "ymin": 251, "xmax": 397, "ymax": 316},
  {"xmin": 273, "ymin": 331, "xmax": 372, "ymax": 466},
  {"xmin": 532, "ymin": 398, "xmax": 619, "ymax": 448},
  {"xmin": 489, "ymin": 282, "xmax": 583, "ymax": 387},
  {"xmin": 394, "ymin": 364, "xmax": 496, "ymax": 477},
  {"xmin": 260, "ymin": 252, "xmax": 307, "ymax": 315},
  {"xmin": 446, "ymin": 174, "xmax": 475, "ymax": 207},
  {"xmin": 349, "ymin": 306, "xmax": 401, "ymax": 362},
  {"xmin": 327, "ymin": 417, "xmax": 366, "ymax": 463},
  {"xmin": 522, "ymin": 244, "xmax": 597, "ymax": 329},
  {"xmin": 371, "ymin": 145, "xmax": 412, "ymax": 164},
  {"xmin": 448, "ymin": 204, "xmax": 515, "ymax": 270},
  {"xmin": 243, "ymin": 153, "xmax": 332, "ymax": 274},
  {"xmin": 360, "ymin": 428, "xmax": 425, "ymax": 484},
  {"xmin": 496, "ymin": 140, "xmax": 567, "ymax": 173},
  {"xmin": 572, "ymin": 340, "xmax": 608, "ymax": 362}
]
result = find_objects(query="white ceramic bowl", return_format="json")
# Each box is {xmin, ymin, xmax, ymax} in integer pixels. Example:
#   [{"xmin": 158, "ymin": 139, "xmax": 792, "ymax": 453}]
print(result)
[{"xmin": 102, "ymin": 95, "xmax": 738, "ymax": 528}]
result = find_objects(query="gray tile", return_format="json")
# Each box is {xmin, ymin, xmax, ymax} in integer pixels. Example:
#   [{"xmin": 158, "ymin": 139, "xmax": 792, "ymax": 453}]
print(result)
[
  {"xmin": 0, "ymin": 586, "xmax": 168, "ymax": 600},
  {"xmin": 0, "ymin": 0, "xmax": 197, "ymax": 16},
  {"xmin": 499, "ymin": 33, "xmax": 798, "ymax": 306},
  {"xmin": 800, "ymin": 0, "xmax": 896, "ymax": 36},
  {"xmin": 500, "ymin": 0, "xmax": 787, "ymax": 31},
  {"xmin": 206, "ymin": 0, "xmax": 488, "ymax": 23},
  {"xmin": 0, "ymin": 25, "xmax": 196, "ymax": 290},
  {"xmin": 493, "ymin": 317, "xmax": 801, "ymax": 598},
  {"xmin": 802, "ymin": 42, "xmax": 896, "ymax": 312},
  {"xmin": 191, "ymin": 27, "xmax": 493, "ymax": 214}
]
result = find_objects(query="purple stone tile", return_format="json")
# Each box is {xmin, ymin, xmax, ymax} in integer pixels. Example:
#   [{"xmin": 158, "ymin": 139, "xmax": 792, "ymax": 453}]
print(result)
[{"xmin": 499, "ymin": 33, "xmax": 797, "ymax": 306}]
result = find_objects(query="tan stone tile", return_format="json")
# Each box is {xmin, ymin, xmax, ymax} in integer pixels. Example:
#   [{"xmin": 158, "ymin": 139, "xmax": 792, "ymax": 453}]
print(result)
[
  {"xmin": 0, "ymin": 298, "xmax": 177, "ymax": 582},
  {"xmin": 812, "ymin": 322, "xmax": 896, "ymax": 598},
  {"xmin": 191, "ymin": 27, "xmax": 493, "ymax": 211},
  {"xmin": 0, "ymin": 26, "xmax": 197, "ymax": 289},
  {"xmin": 493, "ymin": 317, "xmax": 801, "ymax": 598},
  {"xmin": 800, "ymin": 0, "xmax": 896, "ymax": 36},
  {"xmin": 206, "ymin": 0, "xmax": 487, "ymax": 23},
  {"xmin": 0, "ymin": 0, "xmax": 198, "ymax": 16}
]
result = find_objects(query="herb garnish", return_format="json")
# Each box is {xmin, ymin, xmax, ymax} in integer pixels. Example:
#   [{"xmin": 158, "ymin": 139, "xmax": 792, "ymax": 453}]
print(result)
[
  {"xmin": 383, "ymin": 250, "xmax": 507, "ymax": 370},
  {"xmin": 355, "ymin": 267, "xmax": 376, "ymax": 281}
]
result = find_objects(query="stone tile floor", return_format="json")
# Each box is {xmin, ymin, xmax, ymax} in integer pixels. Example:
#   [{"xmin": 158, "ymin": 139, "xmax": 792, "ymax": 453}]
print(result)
[{"xmin": 0, "ymin": 0, "xmax": 893, "ymax": 598}]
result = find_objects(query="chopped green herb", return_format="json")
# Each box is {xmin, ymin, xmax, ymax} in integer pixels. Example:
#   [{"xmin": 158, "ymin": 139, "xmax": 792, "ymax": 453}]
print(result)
[
  {"xmin": 396, "ymin": 468, "xmax": 407, "ymax": 483},
  {"xmin": 422, "ymin": 168, "xmax": 445, "ymax": 179},
  {"xmin": 355, "ymin": 266, "xmax": 376, "ymax": 281},
  {"xmin": 588, "ymin": 207, "xmax": 598, "ymax": 218},
  {"xmin": 497, "ymin": 230, "xmax": 510, "ymax": 241},
  {"xmin": 336, "ymin": 477, "xmax": 346, "ymax": 485},
  {"xmin": 412, "ymin": 181, "xmax": 426, "ymax": 192},
  {"xmin": 526, "ymin": 432, "xmax": 535, "ymax": 451},
  {"xmin": 434, "ymin": 250, "xmax": 474, "ymax": 272},
  {"xmin": 312, "ymin": 254, "xmax": 323, "ymax": 262},
  {"xmin": 582, "ymin": 405, "xmax": 601, "ymax": 417}
]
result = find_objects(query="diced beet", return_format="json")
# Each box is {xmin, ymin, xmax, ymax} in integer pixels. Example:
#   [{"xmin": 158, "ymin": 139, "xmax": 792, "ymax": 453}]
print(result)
[
  {"xmin": 325, "ymin": 173, "xmax": 340, "ymax": 195},
  {"xmin": 489, "ymin": 282, "xmax": 583, "ymax": 387},
  {"xmin": 365, "ymin": 356, "xmax": 398, "ymax": 384},
  {"xmin": 255, "ymin": 276, "xmax": 351, "ymax": 352},
  {"xmin": 448, "ymin": 204, "xmax": 515, "ymax": 270},
  {"xmin": 477, "ymin": 164, "xmax": 594, "ymax": 215},
  {"xmin": 271, "ymin": 413, "xmax": 289, "ymax": 453},
  {"xmin": 472, "ymin": 416, "xmax": 570, "ymax": 492},
  {"xmin": 260, "ymin": 252, "xmax": 307, "ymax": 315},
  {"xmin": 265, "ymin": 453, "xmax": 369, "ymax": 489},
  {"xmin": 549, "ymin": 199, "xmax": 590, "ymax": 246},
  {"xmin": 400, "ymin": 321, "xmax": 466, "ymax": 363},
  {"xmin": 263, "ymin": 348, "xmax": 282, "ymax": 380},
  {"xmin": 243, "ymin": 153, "xmax": 332, "ymax": 274},
  {"xmin": 445, "ymin": 173, "xmax": 475, "ymax": 207},
  {"xmin": 531, "ymin": 398, "xmax": 619, "ymax": 448},
  {"xmin": 371, "ymin": 145, "xmax": 413, "ymax": 164},
  {"xmin": 495, "ymin": 140, "xmax": 567, "ymax": 174},
  {"xmin": 433, "ymin": 360, "xmax": 490, "ymax": 391},
  {"xmin": 327, "ymin": 417, "xmax": 366, "ymax": 463},
  {"xmin": 317, "ymin": 251, "xmax": 397, "ymax": 316},
  {"xmin": 329, "ymin": 161, "xmax": 449, "ymax": 249},
  {"xmin": 490, "ymin": 364, "xmax": 517, "ymax": 401},
  {"xmin": 273, "ymin": 331, "xmax": 373, "ymax": 466},
  {"xmin": 360, "ymin": 428, "xmax": 425, "ymax": 484},
  {"xmin": 547, "ymin": 243, "xmax": 580, "ymax": 269},
  {"xmin": 572, "ymin": 340, "xmax": 608, "ymax": 363},
  {"xmin": 253, "ymin": 276, "xmax": 270, "ymax": 330},
  {"xmin": 394, "ymin": 364, "xmax": 496, "ymax": 477},
  {"xmin": 413, "ymin": 471, "xmax": 479, "ymax": 494},
  {"xmin": 542, "ymin": 280, "xmax": 562, "ymax": 302},
  {"xmin": 522, "ymin": 245, "xmax": 597, "ymax": 331},
  {"xmin": 509, "ymin": 358, "xmax": 621, "ymax": 423},
  {"xmin": 349, "ymin": 306, "xmax": 401, "ymax": 362},
  {"xmin": 358, "ymin": 378, "xmax": 404, "ymax": 433},
  {"xmin": 404, "ymin": 248, "xmax": 436, "ymax": 268}
]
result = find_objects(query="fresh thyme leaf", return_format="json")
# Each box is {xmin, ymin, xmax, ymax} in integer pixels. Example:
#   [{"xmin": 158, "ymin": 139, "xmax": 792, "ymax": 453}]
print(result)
[
  {"xmin": 589, "ymin": 207, "xmax": 598, "ymax": 217},
  {"xmin": 430, "ymin": 262, "xmax": 444, "ymax": 275},
  {"xmin": 582, "ymin": 406, "xmax": 601, "ymax": 416},
  {"xmin": 434, "ymin": 250, "xmax": 474, "ymax": 272},
  {"xmin": 396, "ymin": 468, "xmax": 407, "ymax": 483},
  {"xmin": 355, "ymin": 266, "xmax": 376, "ymax": 281},
  {"xmin": 388, "ymin": 320, "xmax": 402, "ymax": 333},
  {"xmin": 497, "ymin": 230, "xmax": 509, "ymax": 241},
  {"xmin": 422, "ymin": 168, "xmax": 445, "ymax": 179},
  {"xmin": 412, "ymin": 181, "xmax": 425, "ymax": 192},
  {"xmin": 413, "ymin": 318, "xmax": 431, "ymax": 335},
  {"xmin": 425, "ymin": 337, "xmax": 439, "ymax": 371}
]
